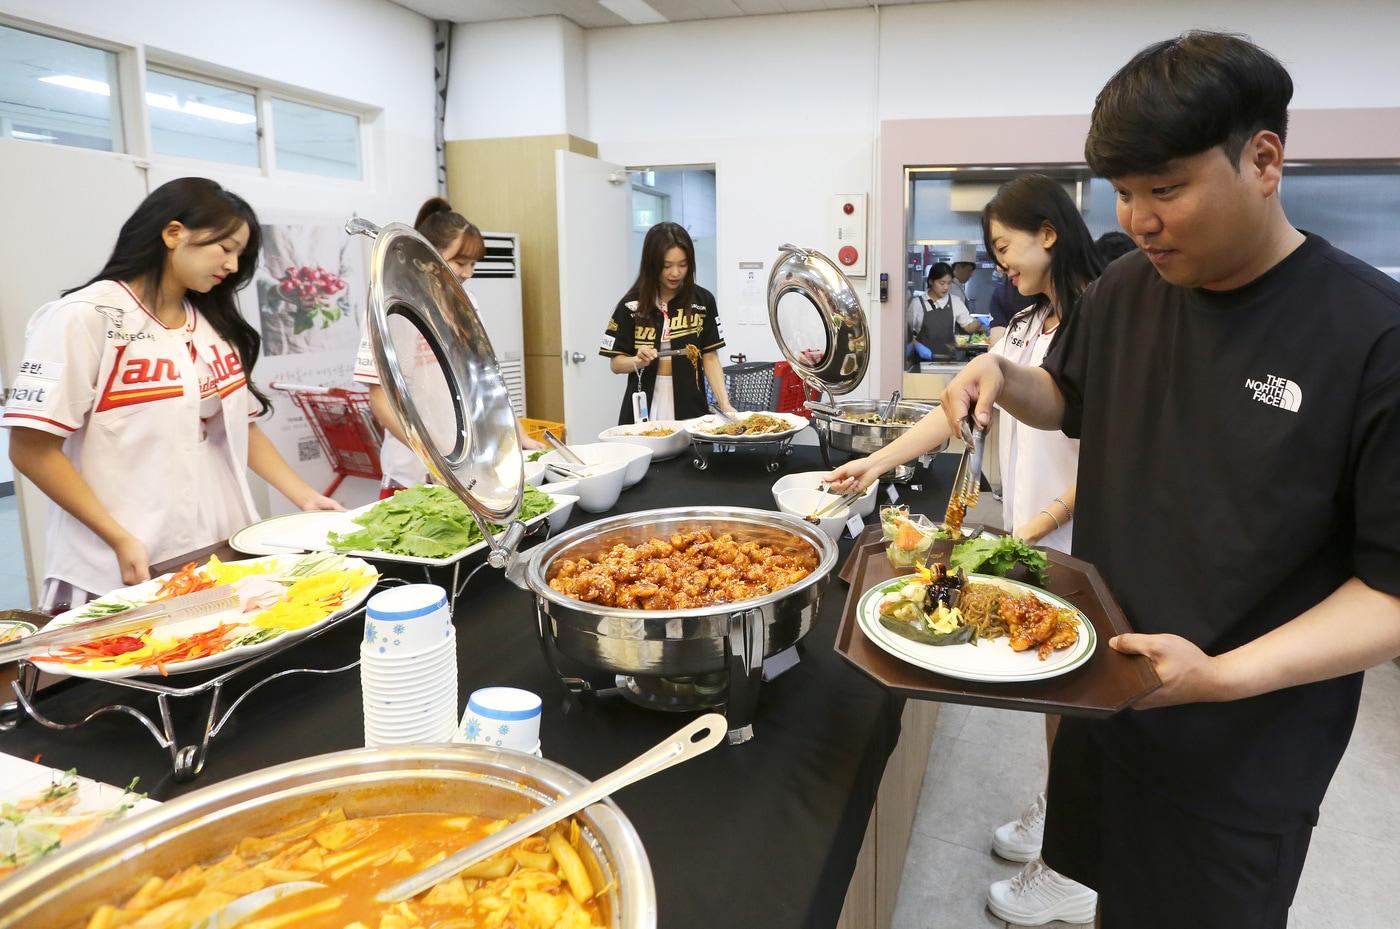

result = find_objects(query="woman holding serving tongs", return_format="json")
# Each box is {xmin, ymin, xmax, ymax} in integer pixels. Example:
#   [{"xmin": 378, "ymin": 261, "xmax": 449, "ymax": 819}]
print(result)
[{"xmin": 825, "ymin": 174, "xmax": 1105, "ymax": 924}]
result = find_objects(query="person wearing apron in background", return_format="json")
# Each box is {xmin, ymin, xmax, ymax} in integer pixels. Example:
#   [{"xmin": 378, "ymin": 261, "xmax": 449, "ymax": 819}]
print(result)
[
  {"xmin": 2, "ymin": 178, "xmax": 341, "ymax": 611},
  {"xmin": 600, "ymin": 222, "xmax": 736, "ymax": 424},
  {"xmin": 826, "ymin": 174, "xmax": 1104, "ymax": 926},
  {"xmin": 355, "ymin": 198, "xmax": 544, "ymax": 499},
  {"xmin": 907, "ymin": 261, "xmax": 982, "ymax": 366}
]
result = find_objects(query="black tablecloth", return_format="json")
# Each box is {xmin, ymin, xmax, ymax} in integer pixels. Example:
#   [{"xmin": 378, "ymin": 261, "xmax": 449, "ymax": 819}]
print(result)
[{"xmin": 0, "ymin": 444, "xmax": 957, "ymax": 929}]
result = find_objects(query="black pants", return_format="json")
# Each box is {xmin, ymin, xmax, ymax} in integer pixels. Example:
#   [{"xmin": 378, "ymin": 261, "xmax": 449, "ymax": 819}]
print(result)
[{"xmin": 1041, "ymin": 717, "xmax": 1314, "ymax": 929}]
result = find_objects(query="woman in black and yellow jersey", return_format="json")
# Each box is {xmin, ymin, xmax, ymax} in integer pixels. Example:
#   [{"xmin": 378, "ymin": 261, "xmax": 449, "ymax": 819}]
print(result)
[{"xmin": 599, "ymin": 222, "xmax": 735, "ymax": 424}]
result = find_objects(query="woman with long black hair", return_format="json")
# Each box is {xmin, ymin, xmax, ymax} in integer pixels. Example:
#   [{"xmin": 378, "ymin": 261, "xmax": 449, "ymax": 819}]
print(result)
[
  {"xmin": 2, "ymin": 177, "xmax": 339, "ymax": 611},
  {"xmin": 826, "ymin": 174, "xmax": 1104, "ymax": 926},
  {"xmin": 599, "ymin": 222, "xmax": 735, "ymax": 423}
]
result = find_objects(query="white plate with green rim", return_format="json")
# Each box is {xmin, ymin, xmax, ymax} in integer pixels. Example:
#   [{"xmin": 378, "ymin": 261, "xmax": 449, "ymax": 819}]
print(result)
[{"xmin": 856, "ymin": 573, "xmax": 1096, "ymax": 683}]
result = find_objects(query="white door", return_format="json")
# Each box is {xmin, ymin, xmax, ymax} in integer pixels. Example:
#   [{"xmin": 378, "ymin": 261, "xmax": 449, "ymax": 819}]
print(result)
[{"xmin": 556, "ymin": 150, "xmax": 633, "ymax": 442}]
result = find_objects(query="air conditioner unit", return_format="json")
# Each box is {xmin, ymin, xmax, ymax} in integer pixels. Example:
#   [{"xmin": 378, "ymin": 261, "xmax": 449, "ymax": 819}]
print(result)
[{"xmin": 468, "ymin": 232, "xmax": 526, "ymax": 417}]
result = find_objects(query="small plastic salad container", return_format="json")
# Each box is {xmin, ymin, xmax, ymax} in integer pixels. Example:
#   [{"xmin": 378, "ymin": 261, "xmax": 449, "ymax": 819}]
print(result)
[{"xmin": 882, "ymin": 507, "xmax": 943, "ymax": 568}]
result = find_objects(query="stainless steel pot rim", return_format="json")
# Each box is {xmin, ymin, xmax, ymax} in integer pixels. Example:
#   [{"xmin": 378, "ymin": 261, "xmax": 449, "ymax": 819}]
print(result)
[{"xmin": 525, "ymin": 506, "xmax": 838, "ymax": 619}]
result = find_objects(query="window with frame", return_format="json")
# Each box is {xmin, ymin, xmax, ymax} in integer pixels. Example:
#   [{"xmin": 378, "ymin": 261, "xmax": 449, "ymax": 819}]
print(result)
[
  {"xmin": 146, "ymin": 67, "xmax": 258, "ymax": 167},
  {"xmin": 0, "ymin": 22, "xmax": 124, "ymax": 152},
  {"xmin": 271, "ymin": 97, "xmax": 361, "ymax": 180}
]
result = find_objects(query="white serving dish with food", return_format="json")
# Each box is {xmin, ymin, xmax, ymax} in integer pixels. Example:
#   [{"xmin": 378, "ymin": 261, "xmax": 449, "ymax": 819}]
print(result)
[
  {"xmin": 598, "ymin": 420, "xmax": 692, "ymax": 461},
  {"xmin": 686, "ymin": 411, "xmax": 809, "ymax": 443},
  {"xmin": 230, "ymin": 487, "xmax": 576, "ymax": 567},
  {"xmin": 28, "ymin": 553, "xmax": 379, "ymax": 681},
  {"xmin": 771, "ymin": 471, "xmax": 879, "ymax": 518}
]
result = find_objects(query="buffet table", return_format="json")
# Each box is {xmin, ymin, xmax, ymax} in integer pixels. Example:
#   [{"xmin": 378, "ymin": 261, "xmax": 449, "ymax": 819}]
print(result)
[{"xmin": 0, "ymin": 446, "xmax": 960, "ymax": 929}]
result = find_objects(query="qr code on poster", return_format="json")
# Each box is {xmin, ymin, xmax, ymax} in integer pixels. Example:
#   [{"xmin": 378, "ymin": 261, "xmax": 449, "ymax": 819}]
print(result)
[{"xmin": 297, "ymin": 438, "xmax": 322, "ymax": 463}]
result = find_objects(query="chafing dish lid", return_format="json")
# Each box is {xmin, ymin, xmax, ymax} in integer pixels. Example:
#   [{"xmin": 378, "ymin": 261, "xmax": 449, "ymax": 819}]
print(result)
[
  {"xmin": 354, "ymin": 219, "xmax": 523, "ymax": 521},
  {"xmin": 767, "ymin": 244, "xmax": 869, "ymax": 397}
]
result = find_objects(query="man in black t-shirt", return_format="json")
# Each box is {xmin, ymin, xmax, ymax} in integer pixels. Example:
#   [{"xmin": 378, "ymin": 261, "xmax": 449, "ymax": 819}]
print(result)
[{"xmin": 943, "ymin": 33, "xmax": 1400, "ymax": 929}]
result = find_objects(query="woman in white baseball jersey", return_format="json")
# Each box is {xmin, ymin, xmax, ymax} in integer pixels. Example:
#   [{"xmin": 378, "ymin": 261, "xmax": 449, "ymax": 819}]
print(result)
[
  {"xmin": 3, "ymin": 178, "xmax": 340, "ymax": 611},
  {"xmin": 354, "ymin": 197, "xmax": 542, "ymax": 498}
]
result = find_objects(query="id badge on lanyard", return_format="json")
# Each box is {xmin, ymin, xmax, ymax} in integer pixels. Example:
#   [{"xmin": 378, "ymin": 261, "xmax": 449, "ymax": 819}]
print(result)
[{"xmin": 632, "ymin": 308, "xmax": 668, "ymax": 423}]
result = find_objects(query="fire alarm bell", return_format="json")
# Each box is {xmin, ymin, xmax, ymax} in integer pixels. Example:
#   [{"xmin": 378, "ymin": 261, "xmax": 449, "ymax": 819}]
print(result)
[{"xmin": 829, "ymin": 194, "xmax": 867, "ymax": 277}]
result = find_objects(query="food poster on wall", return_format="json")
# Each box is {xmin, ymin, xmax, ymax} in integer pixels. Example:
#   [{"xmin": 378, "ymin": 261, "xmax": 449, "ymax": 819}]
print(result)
[{"xmin": 240, "ymin": 218, "xmax": 376, "ymax": 515}]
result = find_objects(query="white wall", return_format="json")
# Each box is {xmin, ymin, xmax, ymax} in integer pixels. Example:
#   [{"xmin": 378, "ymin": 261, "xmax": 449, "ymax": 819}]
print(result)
[
  {"xmin": 878, "ymin": 0, "xmax": 1400, "ymax": 119},
  {"xmin": 444, "ymin": 15, "xmax": 588, "ymax": 140},
  {"xmin": 0, "ymin": 0, "xmax": 436, "ymax": 598},
  {"xmin": 587, "ymin": 10, "xmax": 880, "ymax": 392}
]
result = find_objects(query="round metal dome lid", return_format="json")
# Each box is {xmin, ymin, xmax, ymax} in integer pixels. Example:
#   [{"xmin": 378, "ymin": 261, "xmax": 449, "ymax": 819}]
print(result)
[
  {"xmin": 767, "ymin": 244, "xmax": 870, "ymax": 397},
  {"xmin": 357, "ymin": 220, "xmax": 523, "ymax": 522}
]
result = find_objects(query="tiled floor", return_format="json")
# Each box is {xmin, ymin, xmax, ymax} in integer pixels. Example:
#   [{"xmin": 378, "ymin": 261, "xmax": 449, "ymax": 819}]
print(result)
[
  {"xmin": 0, "ymin": 495, "xmax": 31, "ymax": 609},
  {"xmin": 892, "ymin": 485, "xmax": 1400, "ymax": 928}
]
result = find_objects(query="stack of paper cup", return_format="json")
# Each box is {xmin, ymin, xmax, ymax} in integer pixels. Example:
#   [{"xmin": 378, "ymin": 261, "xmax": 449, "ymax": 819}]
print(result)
[
  {"xmin": 455, "ymin": 687, "xmax": 543, "ymax": 756},
  {"xmin": 361, "ymin": 584, "xmax": 457, "ymax": 747}
]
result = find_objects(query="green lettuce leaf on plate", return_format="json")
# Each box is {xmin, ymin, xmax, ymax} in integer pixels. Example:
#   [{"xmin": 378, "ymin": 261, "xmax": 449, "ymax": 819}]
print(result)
[{"xmin": 328, "ymin": 485, "xmax": 554, "ymax": 559}]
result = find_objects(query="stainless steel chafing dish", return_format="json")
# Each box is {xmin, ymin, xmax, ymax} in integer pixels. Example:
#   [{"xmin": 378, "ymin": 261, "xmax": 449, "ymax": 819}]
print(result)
[
  {"xmin": 0, "ymin": 746, "xmax": 655, "ymax": 929},
  {"xmin": 511, "ymin": 507, "xmax": 837, "ymax": 745},
  {"xmin": 768, "ymin": 244, "xmax": 945, "ymax": 482}
]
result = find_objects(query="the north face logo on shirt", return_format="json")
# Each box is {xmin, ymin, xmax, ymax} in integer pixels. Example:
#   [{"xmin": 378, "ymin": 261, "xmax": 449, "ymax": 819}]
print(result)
[{"xmin": 1244, "ymin": 374, "xmax": 1302, "ymax": 412}]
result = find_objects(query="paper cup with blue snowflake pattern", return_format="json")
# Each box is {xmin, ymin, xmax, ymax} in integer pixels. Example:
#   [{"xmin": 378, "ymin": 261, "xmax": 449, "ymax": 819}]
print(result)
[
  {"xmin": 457, "ymin": 687, "xmax": 542, "ymax": 752},
  {"xmin": 363, "ymin": 584, "xmax": 451, "ymax": 657}
]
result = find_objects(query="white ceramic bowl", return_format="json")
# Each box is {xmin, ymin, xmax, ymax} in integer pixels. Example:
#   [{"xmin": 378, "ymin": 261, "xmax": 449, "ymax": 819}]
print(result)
[
  {"xmin": 544, "ymin": 493, "xmax": 578, "ymax": 532},
  {"xmin": 775, "ymin": 487, "xmax": 850, "ymax": 542},
  {"xmin": 524, "ymin": 459, "xmax": 548, "ymax": 486},
  {"xmin": 540, "ymin": 458, "xmax": 628, "ymax": 513},
  {"xmin": 541, "ymin": 442, "xmax": 653, "ymax": 489},
  {"xmin": 597, "ymin": 420, "xmax": 691, "ymax": 461},
  {"xmin": 772, "ymin": 471, "xmax": 879, "ymax": 519}
]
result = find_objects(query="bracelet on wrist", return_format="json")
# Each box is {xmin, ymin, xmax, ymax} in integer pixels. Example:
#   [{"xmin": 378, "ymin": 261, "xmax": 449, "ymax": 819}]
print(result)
[{"xmin": 1040, "ymin": 508, "xmax": 1063, "ymax": 530}]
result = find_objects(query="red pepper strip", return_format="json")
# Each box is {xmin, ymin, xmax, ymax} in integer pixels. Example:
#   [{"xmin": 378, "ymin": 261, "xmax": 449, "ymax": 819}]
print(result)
[{"xmin": 47, "ymin": 634, "xmax": 150, "ymax": 664}]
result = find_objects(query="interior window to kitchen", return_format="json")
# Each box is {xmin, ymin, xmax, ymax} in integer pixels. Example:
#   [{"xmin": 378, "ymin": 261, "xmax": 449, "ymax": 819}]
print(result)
[
  {"xmin": 271, "ymin": 96, "xmax": 361, "ymax": 180},
  {"xmin": 629, "ymin": 167, "xmax": 718, "ymax": 296},
  {"xmin": 147, "ymin": 67, "xmax": 258, "ymax": 167},
  {"xmin": 0, "ymin": 22, "xmax": 124, "ymax": 152}
]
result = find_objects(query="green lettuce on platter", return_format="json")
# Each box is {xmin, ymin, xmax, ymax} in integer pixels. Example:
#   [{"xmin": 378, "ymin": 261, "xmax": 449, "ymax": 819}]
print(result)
[
  {"xmin": 949, "ymin": 535, "xmax": 1049, "ymax": 586},
  {"xmin": 327, "ymin": 485, "xmax": 554, "ymax": 560}
]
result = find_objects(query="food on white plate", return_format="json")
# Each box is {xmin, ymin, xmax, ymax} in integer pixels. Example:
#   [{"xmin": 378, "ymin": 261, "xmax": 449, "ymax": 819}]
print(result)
[
  {"xmin": 698, "ymin": 413, "xmax": 792, "ymax": 437},
  {"xmin": 877, "ymin": 562, "xmax": 1079, "ymax": 660},
  {"xmin": 37, "ymin": 554, "xmax": 377, "ymax": 675},
  {"xmin": 632, "ymin": 426, "xmax": 677, "ymax": 437},
  {"xmin": 328, "ymin": 485, "xmax": 555, "ymax": 560},
  {"xmin": 0, "ymin": 770, "xmax": 146, "ymax": 881}
]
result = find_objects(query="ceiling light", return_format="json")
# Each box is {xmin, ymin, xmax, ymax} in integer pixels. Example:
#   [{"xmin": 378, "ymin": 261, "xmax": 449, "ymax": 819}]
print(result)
[
  {"xmin": 598, "ymin": 0, "xmax": 667, "ymax": 25},
  {"xmin": 39, "ymin": 74, "xmax": 111, "ymax": 95},
  {"xmin": 40, "ymin": 73, "xmax": 256, "ymax": 125}
]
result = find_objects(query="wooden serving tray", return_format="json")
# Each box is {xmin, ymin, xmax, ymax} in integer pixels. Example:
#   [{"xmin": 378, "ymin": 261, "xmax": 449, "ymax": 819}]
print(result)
[{"xmin": 834, "ymin": 533, "xmax": 1160, "ymax": 718}]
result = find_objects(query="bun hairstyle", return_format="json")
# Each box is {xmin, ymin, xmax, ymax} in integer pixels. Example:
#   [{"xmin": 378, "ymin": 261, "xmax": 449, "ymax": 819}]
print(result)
[
  {"xmin": 414, "ymin": 197, "xmax": 485, "ymax": 261},
  {"xmin": 71, "ymin": 177, "xmax": 271, "ymax": 415}
]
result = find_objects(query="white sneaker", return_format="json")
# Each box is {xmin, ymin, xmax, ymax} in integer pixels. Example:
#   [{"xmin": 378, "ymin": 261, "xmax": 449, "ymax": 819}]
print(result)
[
  {"xmin": 987, "ymin": 858, "xmax": 1098, "ymax": 926},
  {"xmin": 992, "ymin": 792, "xmax": 1045, "ymax": 862}
]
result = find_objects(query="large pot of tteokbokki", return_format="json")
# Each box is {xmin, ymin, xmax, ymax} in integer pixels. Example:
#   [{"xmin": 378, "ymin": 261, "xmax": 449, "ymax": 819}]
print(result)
[
  {"xmin": 0, "ymin": 745, "xmax": 655, "ymax": 929},
  {"xmin": 510, "ymin": 506, "xmax": 838, "ymax": 745}
]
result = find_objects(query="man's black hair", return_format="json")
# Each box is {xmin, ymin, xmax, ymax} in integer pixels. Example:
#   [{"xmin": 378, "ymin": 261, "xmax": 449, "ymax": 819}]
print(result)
[
  {"xmin": 1084, "ymin": 31, "xmax": 1293, "ymax": 179},
  {"xmin": 1095, "ymin": 231, "xmax": 1137, "ymax": 264},
  {"xmin": 951, "ymin": 261, "xmax": 976, "ymax": 270}
]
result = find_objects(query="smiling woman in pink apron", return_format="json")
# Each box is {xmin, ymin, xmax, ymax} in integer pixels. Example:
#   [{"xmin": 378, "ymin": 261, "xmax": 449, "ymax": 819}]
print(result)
[
  {"xmin": 825, "ymin": 174, "xmax": 1105, "ymax": 924},
  {"xmin": 2, "ymin": 178, "xmax": 340, "ymax": 611}
]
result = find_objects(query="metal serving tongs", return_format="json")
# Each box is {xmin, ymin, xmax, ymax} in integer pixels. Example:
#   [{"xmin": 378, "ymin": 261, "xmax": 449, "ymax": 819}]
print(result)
[
  {"xmin": 806, "ymin": 486, "xmax": 865, "ymax": 523},
  {"xmin": 0, "ymin": 586, "xmax": 238, "ymax": 664},
  {"xmin": 877, "ymin": 389, "xmax": 902, "ymax": 423},
  {"xmin": 942, "ymin": 415, "xmax": 987, "ymax": 536}
]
